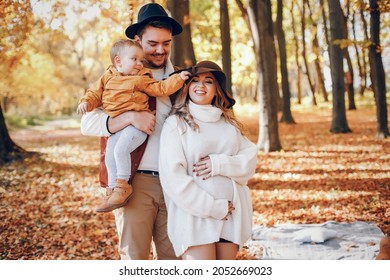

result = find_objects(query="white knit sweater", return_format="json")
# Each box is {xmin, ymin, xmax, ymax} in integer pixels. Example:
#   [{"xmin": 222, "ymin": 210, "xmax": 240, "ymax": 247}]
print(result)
[{"xmin": 159, "ymin": 101, "xmax": 258, "ymax": 257}]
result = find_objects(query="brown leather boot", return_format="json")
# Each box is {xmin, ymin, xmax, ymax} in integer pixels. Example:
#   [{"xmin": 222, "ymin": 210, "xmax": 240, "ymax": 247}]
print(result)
[
  {"xmin": 95, "ymin": 188, "xmax": 114, "ymax": 213},
  {"xmin": 105, "ymin": 179, "xmax": 134, "ymax": 209},
  {"xmin": 376, "ymin": 236, "xmax": 390, "ymax": 260}
]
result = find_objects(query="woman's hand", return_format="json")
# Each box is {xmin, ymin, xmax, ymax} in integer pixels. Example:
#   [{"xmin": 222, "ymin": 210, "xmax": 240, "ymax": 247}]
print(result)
[
  {"xmin": 193, "ymin": 156, "xmax": 212, "ymax": 180},
  {"xmin": 222, "ymin": 201, "xmax": 235, "ymax": 220}
]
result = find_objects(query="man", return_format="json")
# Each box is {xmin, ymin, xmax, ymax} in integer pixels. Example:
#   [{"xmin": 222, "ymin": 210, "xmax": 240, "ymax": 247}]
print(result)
[{"xmin": 80, "ymin": 3, "xmax": 182, "ymax": 260}]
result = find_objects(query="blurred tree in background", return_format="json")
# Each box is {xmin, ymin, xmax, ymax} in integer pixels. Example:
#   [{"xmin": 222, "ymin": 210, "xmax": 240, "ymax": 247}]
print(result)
[{"xmin": 0, "ymin": 0, "xmax": 389, "ymax": 156}]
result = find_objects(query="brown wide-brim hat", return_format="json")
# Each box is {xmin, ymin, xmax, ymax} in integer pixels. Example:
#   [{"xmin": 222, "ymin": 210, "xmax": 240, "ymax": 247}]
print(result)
[
  {"xmin": 125, "ymin": 3, "xmax": 183, "ymax": 39},
  {"xmin": 171, "ymin": 60, "xmax": 236, "ymax": 108}
]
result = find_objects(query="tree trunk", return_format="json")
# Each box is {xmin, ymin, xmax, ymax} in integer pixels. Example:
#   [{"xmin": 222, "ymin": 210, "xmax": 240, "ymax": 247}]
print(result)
[
  {"xmin": 319, "ymin": 0, "xmax": 330, "ymax": 47},
  {"xmin": 168, "ymin": 0, "xmax": 196, "ymax": 67},
  {"xmin": 247, "ymin": 0, "xmax": 282, "ymax": 152},
  {"xmin": 327, "ymin": 0, "xmax": 351, "ymax": 133},
  {"xmin": 0, "ymin": 105, "xmax": 26, "ymax": 165},
  {"xmin": 368, "ymin": 0, "xmax": 389, "ymax": 139},
  {"xmin": 276, "ymin": 0, "xmax": 295, "ymax": 124},
  {"xmin": 290, "ymin": 0, "xmax": 302, "ymax": 105},
  {"xmin": 360, "ymin": 7, "xmax": 370, "ymax": 96},
  {"xmin": 307, "ymin": 0, "xmax": 328, "ymax": 102},
  {"xmin": 235, "ymin": 0, "xmax": 258, "ymax": 103},
  {"xmin": 344, "ymin": 56, "xmax": 357, "ymax": 110},
  {"xmin": 301, "ymin": 0, "xmax": 317, "ymax": 106},
  {"xmin": 342, "ymin": 3, "xmax": 356, "ymax": 110},
  {"xmin": 220, "ymin": 0, "xmax": 233, "ymax": 94},
  {"xmin": 352, "ymin": 11, "xmax": 366, "ymax": 97}
]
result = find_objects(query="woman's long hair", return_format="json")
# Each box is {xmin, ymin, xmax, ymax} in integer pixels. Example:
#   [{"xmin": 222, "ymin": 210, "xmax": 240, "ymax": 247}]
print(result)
[{"xmin": 169, "ymin": 74, "xmax": 244, "ymax": 134}]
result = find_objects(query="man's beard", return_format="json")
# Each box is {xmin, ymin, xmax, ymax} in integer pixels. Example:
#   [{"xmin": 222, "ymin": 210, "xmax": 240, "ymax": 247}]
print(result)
[{"xmin": 143, "ymin": 54, "xmax": 167, "ymax": 69}]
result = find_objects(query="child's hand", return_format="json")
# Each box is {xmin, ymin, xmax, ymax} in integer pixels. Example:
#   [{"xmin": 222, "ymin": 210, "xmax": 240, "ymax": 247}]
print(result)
[
  {"xmin": 179, "ymin": 70, "xmax": 192, "ymax": 81},
  {"xmin": 77, "ymin": 102, "xmax": 88, "ymax": 115}
]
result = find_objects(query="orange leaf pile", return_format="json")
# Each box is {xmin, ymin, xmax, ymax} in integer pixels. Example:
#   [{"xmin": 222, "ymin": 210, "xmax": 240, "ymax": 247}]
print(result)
[{"xmin": 1, "ymin": 107, "xmax": 389, "ymax": 260}]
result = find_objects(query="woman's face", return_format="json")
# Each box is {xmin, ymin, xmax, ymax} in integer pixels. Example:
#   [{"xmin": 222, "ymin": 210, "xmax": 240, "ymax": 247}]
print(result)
[{"xmin": 188, "ymin": 72, "xmax": 216, "ymax": 105}]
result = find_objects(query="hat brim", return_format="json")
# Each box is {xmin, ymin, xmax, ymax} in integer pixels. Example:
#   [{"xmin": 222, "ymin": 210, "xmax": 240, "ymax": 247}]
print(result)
[
  {"xmin": 170, "ymin": 67, "xmax": 224, "ymax": 78},
  {"xmin": 125, "ymin": 16, "xmax": 183, "ymax": 39}
]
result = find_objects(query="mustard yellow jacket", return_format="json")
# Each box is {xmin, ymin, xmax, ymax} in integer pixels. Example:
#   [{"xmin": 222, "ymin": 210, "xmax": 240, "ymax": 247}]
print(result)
[{"xmin": 80, "ymin": 65, "xmax": 184, "ymax": 117}]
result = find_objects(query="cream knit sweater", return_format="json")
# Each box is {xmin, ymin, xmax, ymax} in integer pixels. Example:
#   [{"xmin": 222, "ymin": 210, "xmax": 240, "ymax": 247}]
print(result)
[{"xmin": 159, "ymin": 101, "xmax": 258, "ymax": 257}]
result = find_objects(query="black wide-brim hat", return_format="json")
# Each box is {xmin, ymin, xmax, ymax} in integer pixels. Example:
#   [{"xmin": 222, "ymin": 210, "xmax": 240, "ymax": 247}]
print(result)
[
  {"xmin": 171, "ymin": 61, "xmax": 236, "ymax": 108},
  {"xmin": 125, "ymin": 3, "xmax": 183, "ymax": 39}
]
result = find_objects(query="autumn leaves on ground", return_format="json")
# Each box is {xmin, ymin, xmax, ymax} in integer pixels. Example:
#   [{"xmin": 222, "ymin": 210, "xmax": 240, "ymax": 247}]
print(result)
[{"xmin": 0, "ymin": 104, "xmax": 389, "ymax": 260}]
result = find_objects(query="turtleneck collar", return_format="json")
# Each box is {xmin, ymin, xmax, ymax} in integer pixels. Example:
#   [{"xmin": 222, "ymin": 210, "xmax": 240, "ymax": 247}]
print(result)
[{"xmin": 188, "ymin": 101, "xmax": 222, "ymax": 123}]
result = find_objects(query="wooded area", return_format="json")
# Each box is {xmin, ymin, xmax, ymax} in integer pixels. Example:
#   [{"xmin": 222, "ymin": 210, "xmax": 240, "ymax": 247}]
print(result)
[
  {"xmin": 1, "ymin": 0, "xmax": 389, "ymax": 162},
  {"xmin": 0, "ymin": 0, "xmax": 389, "ymax": 261}
]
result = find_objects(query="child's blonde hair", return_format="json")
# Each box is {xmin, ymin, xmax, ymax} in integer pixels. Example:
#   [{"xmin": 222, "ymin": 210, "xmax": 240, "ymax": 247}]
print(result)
[{"xmin": 110, "ymin": 39, "xmax": 142, "ymax": 65}]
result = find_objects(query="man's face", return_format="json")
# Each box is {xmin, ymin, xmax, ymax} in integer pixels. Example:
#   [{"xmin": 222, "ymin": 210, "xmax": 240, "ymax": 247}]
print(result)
[{"xmin": 135, "ymin": 26, "xmax": 172, "ymax": 69}]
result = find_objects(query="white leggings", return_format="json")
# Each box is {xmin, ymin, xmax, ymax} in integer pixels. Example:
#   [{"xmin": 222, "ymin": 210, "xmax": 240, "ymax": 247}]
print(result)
[{"xmin": 105, "ymin": 125, "xmax": 147, "ymax": 188}]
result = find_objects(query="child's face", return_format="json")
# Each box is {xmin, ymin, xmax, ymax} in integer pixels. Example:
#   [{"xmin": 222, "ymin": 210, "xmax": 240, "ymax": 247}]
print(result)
[{"xmin": 116, "ymin": 45, "xmax": 144, "ymax": 75}]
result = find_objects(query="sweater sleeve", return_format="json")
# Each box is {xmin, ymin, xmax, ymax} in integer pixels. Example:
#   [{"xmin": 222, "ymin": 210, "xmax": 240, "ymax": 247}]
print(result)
[
  {"xmin": 159, "ymin": 117, "xmax": 228, "ymax": 220},
  {"xmin": 80, "ymin": 108, "xmax": 110, "ymax": 137},
  {"xmin": 138, "ymin": 74, "xmax": 184, "ymax": 97},
  {"xmin": 79, "ymin": 74, "xmax": 105, "ymax": 111},
  {"xmin": 209, "ymin": 133, "xmax": 258, "ymax": 185}
]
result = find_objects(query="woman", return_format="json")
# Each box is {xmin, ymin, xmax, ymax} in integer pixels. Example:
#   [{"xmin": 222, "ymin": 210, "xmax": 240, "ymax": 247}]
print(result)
[{"xmin": 159, "ymin": 61, "xmax": 258, "ymax": 260}]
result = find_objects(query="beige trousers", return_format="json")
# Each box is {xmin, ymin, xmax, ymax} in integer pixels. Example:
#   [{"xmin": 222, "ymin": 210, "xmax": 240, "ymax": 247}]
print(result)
[{"xmin": 113, "ymin": 173, "xmax": 178, "ymax": 260}]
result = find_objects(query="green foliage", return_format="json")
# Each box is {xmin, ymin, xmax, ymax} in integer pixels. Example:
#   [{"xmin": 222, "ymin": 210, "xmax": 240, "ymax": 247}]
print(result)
[
  {"xmin": 0, "ymin": 0, "xmax": 33, "ymax": 69},
  {"xmin": 5, "ymin": 115, "xmax": 44, "ymax": 129},
  {"xmin": 333, "ymin": 39, "xmax": 373, "ymax": 49},
  {"xmin": 1, "ymin": 0, "xmax": 137, "ymax": 118},
  {"xmin": 0, "ymin": 0, "xmax": 389, "ymax": 119},
  {"xmin": 190, "ymin": 0, "xmax": 256, "ymax": 92}
]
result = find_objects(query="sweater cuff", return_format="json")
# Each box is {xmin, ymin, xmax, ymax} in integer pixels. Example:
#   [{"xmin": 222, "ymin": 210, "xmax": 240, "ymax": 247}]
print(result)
[
  {"xmin": 80, "ymin": 109, "xmax": 111, "ymax": 137},
  {"xmin": 209, "ymin": 154, "xmax": 221, "ymax": 177},
  {"xmin": 105, "ymin": 116, "xmax": 112, "ymax": 135}
]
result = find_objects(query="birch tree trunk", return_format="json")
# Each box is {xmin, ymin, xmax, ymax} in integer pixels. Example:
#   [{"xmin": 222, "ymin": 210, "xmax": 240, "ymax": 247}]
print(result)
[{"xmin": 247, "ymin": 0, "xmax": 282, "ymax": 152}]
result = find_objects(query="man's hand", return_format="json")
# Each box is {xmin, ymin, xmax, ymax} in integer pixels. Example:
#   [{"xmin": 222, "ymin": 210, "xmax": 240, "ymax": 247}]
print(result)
[
  {"xmin": 131, "ymin": 110, "xmax": 156, "ymax": 135},
  {"xmin": 108, "ymin": 110, "xmax": 156, "ymax": 135}
]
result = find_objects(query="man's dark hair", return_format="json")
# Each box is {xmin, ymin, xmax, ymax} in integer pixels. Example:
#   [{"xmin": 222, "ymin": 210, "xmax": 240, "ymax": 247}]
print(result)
[{"xmin": 137, "ymin": 20, "xmax": 173, "ymax": 39}]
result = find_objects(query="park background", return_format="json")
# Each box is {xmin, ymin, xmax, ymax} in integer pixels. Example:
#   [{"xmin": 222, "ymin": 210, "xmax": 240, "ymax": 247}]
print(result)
[{"xmin": 0, "ymin": 0, "xmax": 389, "ymax": 259}]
